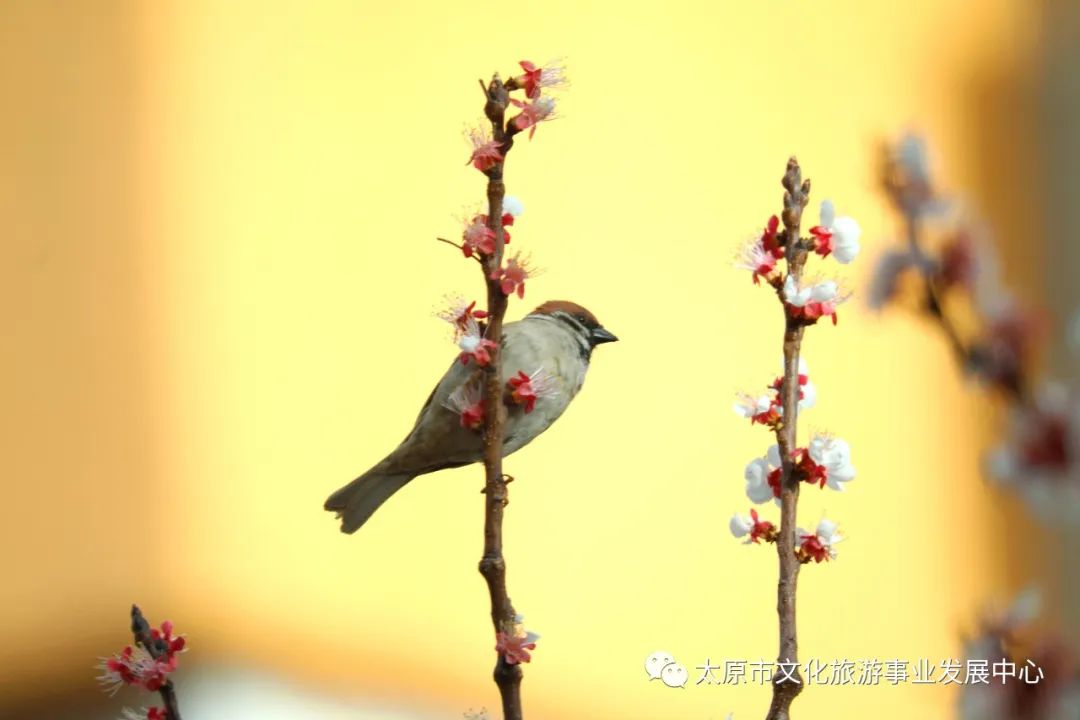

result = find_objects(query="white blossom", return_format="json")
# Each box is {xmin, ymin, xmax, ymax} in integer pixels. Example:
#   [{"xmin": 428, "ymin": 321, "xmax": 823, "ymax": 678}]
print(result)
[
  {"xmin": 733, "ymin": 393, "xmax": 773, "ymax": 419},
  {"xmin": 729, "ymin": 512, "xmax": 754, "ymax": 539},
  {"xmin": 745, "ymin": 445, "xmax": 782, "ymax": 505},
  {"xmin": 819, "ymin": 200, "xmax": 862, "ymax": 264},
  {"xmin": 502, "ymin": 195, "xmax": 524, "ymax": 218},
  {"xmin": 784, "ymin": 275, "xmax": 842, "ymax": 307},
  {"xmin": 798, "ymin": 517, "xmax": 843, "ymax": 560},
  {"xmin": 808, "ymin": 434, "xmax": 857, "ymax": 491}
]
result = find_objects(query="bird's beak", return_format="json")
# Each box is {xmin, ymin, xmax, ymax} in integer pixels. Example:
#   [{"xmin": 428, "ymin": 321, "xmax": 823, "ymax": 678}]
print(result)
[{"xmin": 591, "ymin": 326, "xmax": 619, "ymax": 345}]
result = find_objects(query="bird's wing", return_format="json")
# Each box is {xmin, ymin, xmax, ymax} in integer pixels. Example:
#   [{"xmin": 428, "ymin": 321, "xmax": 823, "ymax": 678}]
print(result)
[
  {"xmin": 382, "ymin": 354, "xmax": 486, "ymax": 473},
  {"xmin": 401, "ymin": 382, "xmax": 440, "ymax": 445}
]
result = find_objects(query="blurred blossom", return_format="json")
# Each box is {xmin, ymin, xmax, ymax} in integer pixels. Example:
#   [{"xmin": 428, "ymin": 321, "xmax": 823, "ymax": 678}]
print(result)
[
  {"xmin": 880, "ymin": 132, "xmax": 950, "ymax": 218},
  {"xmin": 988, "ymin": 382, "xmax": 1080, "ymax": 523},
  {"xmin": 971, "ymin": 299, "xmax": 1044, "ymax": 396},
  {"xmin": 873, "ymin": 134, "xmax": 1079, "ymax": 524},
  {"xmin": 867, "ymin": 249, "xmax": 917, "ymax": 310},
  {"xmin": 897, "ymin": 134, "xmax": 931, "ymax": 186},
  {"xmin": 960, "ymin": 590, "xmax": 1080, "ymax": 720}
]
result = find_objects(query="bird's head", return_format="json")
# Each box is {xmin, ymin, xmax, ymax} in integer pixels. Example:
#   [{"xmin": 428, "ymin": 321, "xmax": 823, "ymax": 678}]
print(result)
[{"xmin": 529, "ymin": 300, "xmax": 618, "ymax": 349}]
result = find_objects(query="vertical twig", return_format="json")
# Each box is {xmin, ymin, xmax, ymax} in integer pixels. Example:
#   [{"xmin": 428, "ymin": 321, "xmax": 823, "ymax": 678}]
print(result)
[
  {"xmin": 475, "ymin": 72, "xmax": 523, "ymax": 720},
  {"xmin": 767, "ymin": 157, "xmax": 811, "ymax": 720},
  {"xmin": 130, "ymin": 605, "xmax": 182, "ymax": 720}
]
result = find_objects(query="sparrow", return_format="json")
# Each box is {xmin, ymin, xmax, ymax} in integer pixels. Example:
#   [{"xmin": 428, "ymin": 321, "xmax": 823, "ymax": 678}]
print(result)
[{"xmin": 325, "ymin": 300, "xmax": 618, "ymax": 533}]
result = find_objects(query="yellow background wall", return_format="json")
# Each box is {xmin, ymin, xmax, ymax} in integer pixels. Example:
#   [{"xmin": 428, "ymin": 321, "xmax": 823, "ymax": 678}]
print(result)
[{"xmin": 0, "ymin": 1, "xmax": 1051, "ymax": 718}]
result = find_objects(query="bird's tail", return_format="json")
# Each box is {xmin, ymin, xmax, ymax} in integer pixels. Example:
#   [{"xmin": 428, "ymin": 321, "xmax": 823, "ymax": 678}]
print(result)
[{"xmin": 324, "ymin": 469, "xmax": 416, "ymax": 534}]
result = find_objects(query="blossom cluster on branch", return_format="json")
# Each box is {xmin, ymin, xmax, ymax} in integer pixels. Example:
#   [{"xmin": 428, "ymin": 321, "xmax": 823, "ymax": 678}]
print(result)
[
  {"xmin": 96, "ymin": 606, "xmax": 185, "ymax": 720},
  {"xmin": 871, "ymin": 134, "xmax": 1080, "ymax": 522},
  {"xmin": 728, "ymin": 159, "xmax": 863, "ymax": 720},
  {"xmin": 729, "ymin": 191, "xmax": 862, "ymax": 565},
  {"xmin": 457, "ymin": 59, "xmax": 567, "ymax": 720}
]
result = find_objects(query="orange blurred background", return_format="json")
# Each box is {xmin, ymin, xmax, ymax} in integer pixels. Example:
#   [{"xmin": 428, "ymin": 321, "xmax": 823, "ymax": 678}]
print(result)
[{"xmin": 1, "ymin": 1, "xmax": 1074, "ymax": 718}]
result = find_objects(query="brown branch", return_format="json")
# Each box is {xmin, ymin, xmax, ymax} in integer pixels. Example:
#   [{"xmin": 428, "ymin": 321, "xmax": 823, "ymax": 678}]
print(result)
[
  {"xmin": 475, "ymin": 71, "xmax": 523, "ymax": 720},
  {"xmin": 767, "ymin": 157, "xmax": 811, "ymax": 720},
  {"xmin": 130, "ymin": 605, "xmax": 182, "ymax": 720}
]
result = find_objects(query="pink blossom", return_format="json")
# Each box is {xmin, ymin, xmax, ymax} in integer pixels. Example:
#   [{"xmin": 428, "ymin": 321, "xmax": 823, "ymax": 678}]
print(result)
[
  {"xmin": 467, "ymin": 127, "xmax": 504, "ymax": 173},
  {"xmin": 461, "ymin": 210, "xmax": 517, "ymax": 258},
  {"xmin": 96, "ymin": 620, "xmax": 185, "ymax": 697},
  {"xmin": 438, "ymin": 297, "xmax": 489, "ymax": 339},
  {"xmin": 151, "ymin": 621, "xmax": 186, "ymax": 659},
  {"xmin": 737, "ymin": 239, "xmax": 778, "ymax": 285},
  {"xmin": 507, "ymin": 367, "xmax": 558, "ymax": 414},
  {"xmin": 516, "ymin": 60, "xmax": 567, "ymax": 99},
  {"xmin": 490, "ymin": 253, "xmax": 535, "ymax": 298},
  {"xmin": 511, "ymin": 97, "xmax": 556, "ymax": 139},
  {"xmin": 462, "ymin": 215, "xmax": 497, "ymax": 258},
  {"xmin": 96, "ymin": 646, "xmax": 172, "ymax": 695},
  {"xmin": 457, "ymin": 320, "xmax": 497, "ymax": 366},
  {"xmin": 810, "ymin": 225, "xmax": 834, "ymax": 257},
  {"xmin": 443, "ymin": 380, "xmax": 485, "ymax": 430},
  {"xmin": 761, "ymin": 215, "xmax": 784, "ymax": 258},
  {"xmin": 496, "ymin": 629, "xmax": 540, "ymax": 665}
]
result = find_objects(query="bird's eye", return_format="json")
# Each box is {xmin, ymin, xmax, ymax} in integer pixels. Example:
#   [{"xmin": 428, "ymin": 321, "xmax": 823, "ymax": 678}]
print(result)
[{"xmin": 576, "ymin": 314, "xmax": 586, "ymax": 324}]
